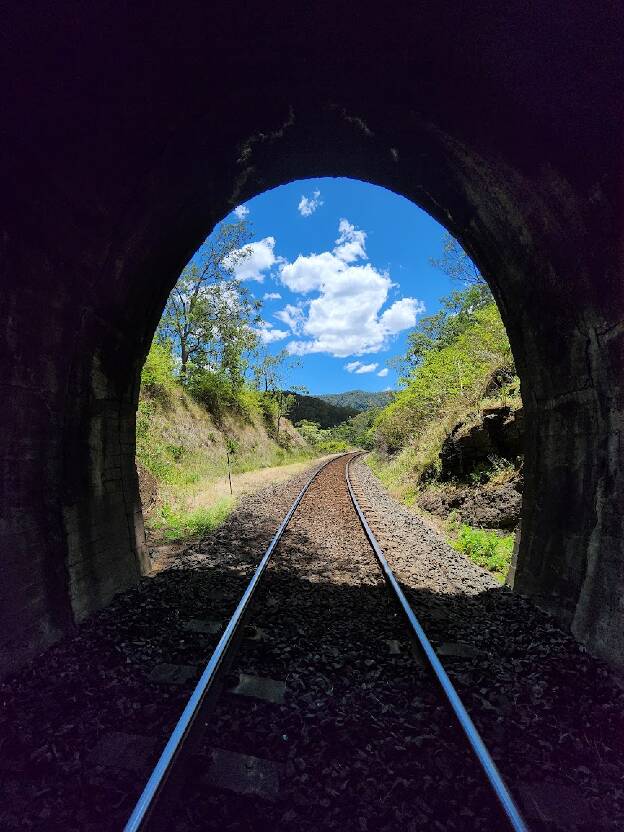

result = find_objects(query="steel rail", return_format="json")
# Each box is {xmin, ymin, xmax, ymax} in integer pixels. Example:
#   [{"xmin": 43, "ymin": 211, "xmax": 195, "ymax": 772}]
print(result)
[
  {"xmin": 124, "ymin": 454, "xmax": 345, "ymax": 832},
  {"xmin": 345, "ymin": 455, "xmax": 528, "ymax": 832}
]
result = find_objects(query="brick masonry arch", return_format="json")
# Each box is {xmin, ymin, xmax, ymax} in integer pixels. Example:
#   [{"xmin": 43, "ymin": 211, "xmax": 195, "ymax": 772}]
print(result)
[{"xmin": 2, "ymin": 1, "xmax": 623, "ymax": 672}]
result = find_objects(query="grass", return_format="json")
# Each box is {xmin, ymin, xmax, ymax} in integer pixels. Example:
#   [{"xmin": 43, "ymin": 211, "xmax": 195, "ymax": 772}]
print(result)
[
  {"xmin": 149, "ymin": 498, "xmax": 235, "ymax": 542},
  {"xmin": 137, "ymin": 382, "xmax": 318, "ymax": 543},
  {"xmin": 450, "ymin": 523, "xmax": 514, "ymax": 582}
]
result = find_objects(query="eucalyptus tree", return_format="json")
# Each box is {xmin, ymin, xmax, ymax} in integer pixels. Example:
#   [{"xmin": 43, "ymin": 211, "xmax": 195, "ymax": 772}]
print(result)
[{"xmin": 158, "ymin": 219, "xmax": 262, "ymax": 386}]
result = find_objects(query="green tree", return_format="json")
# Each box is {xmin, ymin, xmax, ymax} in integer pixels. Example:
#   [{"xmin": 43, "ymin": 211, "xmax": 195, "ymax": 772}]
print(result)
[
  {"xmin": 402, "ymin": 284, "xmax": 495, "ymax": 371},
  {"xmin": 253, "ymin": 349, "xmax": 304, "ymax": 438},
  {"xmin": 158, "ymin": 220, "xmax": 262, "ymax": 385}
]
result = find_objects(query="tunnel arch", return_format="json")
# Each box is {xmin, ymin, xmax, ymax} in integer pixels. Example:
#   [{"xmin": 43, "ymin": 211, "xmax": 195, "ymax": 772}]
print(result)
[{"xmin": 2, "ymin": 2, "xmax": 623, "ymax": 672}]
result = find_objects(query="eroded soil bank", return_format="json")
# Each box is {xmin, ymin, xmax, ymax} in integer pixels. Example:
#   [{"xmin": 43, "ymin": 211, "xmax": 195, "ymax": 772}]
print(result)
[{"xmin": 0, "ymin": 459, "xmax": 622, "ymax": 830}]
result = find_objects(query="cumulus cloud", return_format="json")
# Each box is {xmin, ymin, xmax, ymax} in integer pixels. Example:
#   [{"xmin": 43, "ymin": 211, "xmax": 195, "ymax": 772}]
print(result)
[
  {"xmin": 254, "ymin": 320, "xmax": 289, "ymax": 344},
  {"xmin": 334, "ymin": 218, "xmax": 367, "ymax": 263},
  {"xmin": 234, "ymin": 204, "xmax": 249, "ymax": 219},
  {"xmin": 297, "ymin": 189, "xmax": 323, "ymax": 217},
  {"xmin": 275, "ymin": 303, "xmax": 306, "ymax": 333},
  {"xmin": 224, "ymin": 237, "xmax": 279, "ymax": 282},
  {"xmin": 279, "ymin": 220, "xmax": 424, "ymax": 358},
  {"xmin": 263, "ymin": 291, "xmax": 282, "ymax": 300},
  {"xmin": 377, "ymin": 367, "xmax": 389, "ymax": 378},
  {"xmin": 344, "ymin": 360, "xmax": 378, "ymax": 374},
  {"xmin": 257, "ymin": 327, "xmax": 289, "ymax": 344},
  {"xmin": 380, "ymin": 297, "xmax": 425, "ymax": 332}
]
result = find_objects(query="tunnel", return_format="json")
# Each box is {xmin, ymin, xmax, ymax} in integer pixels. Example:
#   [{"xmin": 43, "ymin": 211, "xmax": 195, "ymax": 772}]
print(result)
[{"xmin": 2, "ymin": 1, "xmax": 624, "ymax": 675}]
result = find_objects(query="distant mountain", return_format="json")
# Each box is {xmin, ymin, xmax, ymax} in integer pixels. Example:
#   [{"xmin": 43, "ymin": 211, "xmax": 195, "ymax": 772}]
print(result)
[
  {"xmin": 318, "ymin": 389, "xmax": 395, "ymax": 412},
  {"xmin": 287, "ymin": 392, "xmax": 358, "ymax": 429}
]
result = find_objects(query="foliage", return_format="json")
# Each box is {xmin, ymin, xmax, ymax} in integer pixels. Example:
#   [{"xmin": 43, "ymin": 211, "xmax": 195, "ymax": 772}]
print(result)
[
  {"xmin": 295, "ymin": 420, "xmax": 349, "ymax": 453},
  {"xmin": 318, "ymin": 390, "xmax": 394, "ymax": 412},
  {"xmin": 401, "ymin": 283, "xmax": 495, "ymax": 374},
  {"xmin": 451, "ymin": 524, "xmax": 514, "ymax": 580},
  {"xmin": 375, "ymin": 302, "xmax": 512, "ymax": 455},
  {"xmin": 140, "ymin": 340, "xmax": 177, "ymax": 400},
  {"xmin": 295, "ymin": 409, "xmax": 376, "ymax": 453},
  {"xmin": 252, "ymin": 349, "xmax": 304, "ymax": 439},
  {"xmin": 186, "ymin": 366, "xmax": 265, "ymax": 423},
  {"xmin": 157, "ymin": 219, "xmax": 261, "ymax": 385},
  {"xmin": 287, "ymin": 392, "xmax": 358, "ymax": 428}
]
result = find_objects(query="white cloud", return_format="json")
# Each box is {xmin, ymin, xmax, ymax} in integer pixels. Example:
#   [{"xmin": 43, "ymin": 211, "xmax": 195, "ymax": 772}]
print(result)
[
  {"xmin": 280, "ymin": 251, "xmax": 337, "ymax": 293},
  {"xmin": 334, "ymin": 218, "xmax": 367, "ymax": 263},
  {"xmin": 224, "ymin": 237, "xmax": 278, "ymax": 282},
  {"xmin": 297, "ymin": 189, "xmax": 323, "ymax": 217},
  {"xmin": 234, "ymin": 205, "xmax": 249, "ymax": 219},
  {"xmin": 279, "ymin": 220, "xmax": 424, "ymax": 358},
  {"xmin": 344, "ymin": 360, "xmax": 378, "ymax": 374},
  {"xmin": 263, "ymin": 291, "xmax": 282, "ymax": 301},
  {"xmin": 377, "ymin": 367, "xmax": 389, "ymax": 377},
  {"xmin": 256, "ymin": 327, "xmax": 289, "ymax": 344},
  {"xmin": 275, "ymin": 303, "xmax": 306, "ymax": 333},
  {"xmin": 380, "ymin": 297, "xmax": 425, "ymax": 333}
]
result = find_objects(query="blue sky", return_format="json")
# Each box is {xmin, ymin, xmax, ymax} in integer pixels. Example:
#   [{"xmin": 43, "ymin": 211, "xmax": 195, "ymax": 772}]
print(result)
[{"xmin": 218, "ymin": 177, "xmax": 455, "ymax": 395}]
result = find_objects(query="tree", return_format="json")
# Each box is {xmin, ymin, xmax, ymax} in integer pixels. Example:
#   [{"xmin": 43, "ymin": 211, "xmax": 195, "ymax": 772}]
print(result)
[
  {"xmin": 399, "ymin": 235, "xmax": 495, "ymax": 374},
  {"xmin": 430, "ymin": 233, "xmax": 485, "ymax": 287},
  {"xmin": 252, "ymin": 349, "xmax": 304, "ymax": 438},
  {"xmin": 158, "ymin": 220, "xmax": 262, "ymax": 385}
]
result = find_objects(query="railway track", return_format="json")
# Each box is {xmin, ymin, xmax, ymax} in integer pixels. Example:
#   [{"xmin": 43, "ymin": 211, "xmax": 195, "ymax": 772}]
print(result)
[{"xmin": 125, "ymin": 453, "xmax": 527, "ymax": 832}]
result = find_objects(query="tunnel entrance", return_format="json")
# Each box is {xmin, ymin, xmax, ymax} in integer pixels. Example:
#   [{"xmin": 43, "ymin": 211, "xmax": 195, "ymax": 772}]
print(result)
[
  {"xmin": 3, "ymin": 3, "xmax": 623, "ymax": 674},
  {"xmin": 137, "ymin": 177, "xmax": 524, "ymax": 586}
]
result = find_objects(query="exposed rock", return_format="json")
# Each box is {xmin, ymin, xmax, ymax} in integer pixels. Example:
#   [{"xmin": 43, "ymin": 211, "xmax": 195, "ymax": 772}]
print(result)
[
  {"xmin": 137, "ymin": 462, "xmax": 159, "ymax": 517},
  {"xmin": 418, "ymin": 480, "xmax": 522, "ymax": 529},
  {"xmin": 439, "ymin": 406, "xmax": 524, "ymax": 481}
]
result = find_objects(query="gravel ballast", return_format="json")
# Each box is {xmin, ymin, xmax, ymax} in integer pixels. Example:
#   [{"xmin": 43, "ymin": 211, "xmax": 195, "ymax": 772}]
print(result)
[{"xmin": 0, "ymin": 455, "xmax": 622, "ymax": 831}]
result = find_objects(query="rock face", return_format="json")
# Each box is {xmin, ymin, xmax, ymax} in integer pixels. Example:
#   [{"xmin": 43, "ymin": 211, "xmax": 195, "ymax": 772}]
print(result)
[
  {"xmin": 419, "ymin": 481, "xmax": 523, "ymax": 530},
  {"xmin": 137, "ymin": 463, "xmax": 159, "ymax": 518},
  {"xmin": 439, "ymin": 406, "xmax": 524, "ymax": 480},
  {"xmin": 2, "ymin": 5, "xmax": 624, "ymax": 671}
]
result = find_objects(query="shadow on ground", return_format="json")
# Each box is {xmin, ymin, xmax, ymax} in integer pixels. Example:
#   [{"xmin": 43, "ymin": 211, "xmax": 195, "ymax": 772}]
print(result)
[{"xmin": 0, "ymin": 515, "xmax": 622, "ymax": 831}]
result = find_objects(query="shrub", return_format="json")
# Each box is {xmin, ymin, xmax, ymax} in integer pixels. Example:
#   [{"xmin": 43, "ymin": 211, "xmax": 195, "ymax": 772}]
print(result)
[
  {"xmin": 141, "ymin": 340, "xmax": 176, "ymax": 399},
  {"xmin": 187, "ymin": 368, "xmax": 237, "ymax": 420}
]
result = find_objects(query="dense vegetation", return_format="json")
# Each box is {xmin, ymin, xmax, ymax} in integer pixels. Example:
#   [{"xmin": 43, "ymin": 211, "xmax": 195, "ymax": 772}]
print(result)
[
  {"xmin": 296, "ymin": 408, "xmax": 378, "ymax": 454},
  {"xmin": 319, "ymin": 390, "xmax": 394, "ymax": 412},
  {"xmin": 287, "ymin": 392, "xmax": 358, "ymax": 428}
]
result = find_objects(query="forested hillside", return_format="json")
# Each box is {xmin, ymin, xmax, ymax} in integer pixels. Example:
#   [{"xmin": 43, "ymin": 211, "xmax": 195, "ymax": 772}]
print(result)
[
  {"xmin": 319, "ymin": 390, "xmax": 394, "ymax": 411},
  {"xmin": 287, "ymin": 392, "xmax": 358, "ymax": 427}
]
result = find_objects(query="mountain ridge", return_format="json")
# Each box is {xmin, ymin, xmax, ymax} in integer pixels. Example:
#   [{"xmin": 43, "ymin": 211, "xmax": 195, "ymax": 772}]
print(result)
[{"xmin": 318, "ymin": 389, "xmax": 395, "ymax": 412}]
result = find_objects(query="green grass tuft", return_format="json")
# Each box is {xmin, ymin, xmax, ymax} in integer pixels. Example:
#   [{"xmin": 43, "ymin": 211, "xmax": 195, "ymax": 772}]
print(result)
[
  {"xmin": 151, "ymin": 498, "xmax": 235, "ymax": 542},
  {"xmin": 451, "ymin": 524, "xmax": 514, "ymax": 581}
]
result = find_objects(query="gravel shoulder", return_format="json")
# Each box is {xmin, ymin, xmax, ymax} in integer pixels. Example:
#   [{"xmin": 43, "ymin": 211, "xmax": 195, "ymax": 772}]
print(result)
[{"xmin": 351, "ymin": 458, "xmax": 624, "ymax": 831}]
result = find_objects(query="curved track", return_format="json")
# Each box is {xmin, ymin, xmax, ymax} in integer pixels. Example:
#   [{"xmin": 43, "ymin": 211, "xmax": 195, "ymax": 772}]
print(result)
[{"xmin": 126, "ymin": 453, "xmax": 527, "ymax": 831}]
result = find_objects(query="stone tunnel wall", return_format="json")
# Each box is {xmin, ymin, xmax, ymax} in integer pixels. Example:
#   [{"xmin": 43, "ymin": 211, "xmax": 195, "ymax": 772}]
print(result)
[{"xmin": 1, "ymin": 1, "xmax": 623, "ymax": 674}]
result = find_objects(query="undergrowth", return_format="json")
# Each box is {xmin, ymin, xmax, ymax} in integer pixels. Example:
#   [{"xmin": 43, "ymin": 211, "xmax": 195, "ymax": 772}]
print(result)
[{"xmin": 450, "ymin": 522, "xmax": 514, "ymax": 582}]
